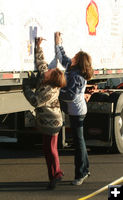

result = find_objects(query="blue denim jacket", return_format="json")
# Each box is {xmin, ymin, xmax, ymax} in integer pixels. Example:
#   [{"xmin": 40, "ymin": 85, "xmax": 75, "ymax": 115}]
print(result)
[{"xmin": 56, "ymin": 45, "xmax": 87, "ymax": 116}]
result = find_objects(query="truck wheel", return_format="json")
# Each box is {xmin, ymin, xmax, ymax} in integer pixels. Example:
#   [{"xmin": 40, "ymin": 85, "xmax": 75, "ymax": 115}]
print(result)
[
  {"xmin": 109, "ymin": 92, "xmax": 123, "ymax": 153},
  {"xmin": 89, "ymin": 92, "xmax": 109, "ymax": 102}
]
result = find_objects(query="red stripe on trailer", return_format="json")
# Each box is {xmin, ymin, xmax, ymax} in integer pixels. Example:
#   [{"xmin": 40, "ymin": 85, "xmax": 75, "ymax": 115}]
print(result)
[
  {"xmin": 92, "ymin": 69, "xmax": 123, "ymax": 75},
  {"xmin": 106, "ymin": 70, "xmax": 112, "ymax": 74},
  {"xmin": 3, "ymin": 73, "xmax": 13, "ymax": 79},
  {"xmin": 94, "ymin": 70, "xmax": 100, "ymax": 74},
  {"xmin": 117, "ymin": 69, "xmax": 123, "ymax": 73}
]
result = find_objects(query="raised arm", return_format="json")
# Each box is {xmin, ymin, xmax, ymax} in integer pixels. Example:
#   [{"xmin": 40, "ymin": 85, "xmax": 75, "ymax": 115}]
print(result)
[
  {"xmin": 35, "ymin": 37, "xmax": 48, "ymax": 74},
  {"xmin": 55, "ymin": 32, "xmax": 71, "ymax": 68}
]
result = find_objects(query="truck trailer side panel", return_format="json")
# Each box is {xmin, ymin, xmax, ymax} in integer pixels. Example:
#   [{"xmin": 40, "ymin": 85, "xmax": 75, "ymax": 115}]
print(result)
[
  {"xmin": 0, "ymin": 0, "xmax": 123, "ymax": 152},
  {"xmin": 0, "ymin": 0, "xmax": 123, "ymax": 72}
]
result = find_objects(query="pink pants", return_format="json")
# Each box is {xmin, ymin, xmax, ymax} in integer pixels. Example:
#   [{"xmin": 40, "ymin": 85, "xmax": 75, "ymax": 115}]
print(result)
[{"xmin": 43, "ymin": 134, "xmax": 63, "ymax": 181}]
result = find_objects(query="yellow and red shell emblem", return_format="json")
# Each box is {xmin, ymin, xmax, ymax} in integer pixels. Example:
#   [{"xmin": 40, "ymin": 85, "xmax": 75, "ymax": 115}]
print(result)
[{"xmin": 86, "ymin": 0, "xmax": 99, "ymax": 35}]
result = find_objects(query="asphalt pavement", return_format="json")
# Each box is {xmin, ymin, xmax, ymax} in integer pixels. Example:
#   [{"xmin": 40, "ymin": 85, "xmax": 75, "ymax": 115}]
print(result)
[{"xmin": 0, "ymin": 143, "xmax": 122, "ymax": 200}]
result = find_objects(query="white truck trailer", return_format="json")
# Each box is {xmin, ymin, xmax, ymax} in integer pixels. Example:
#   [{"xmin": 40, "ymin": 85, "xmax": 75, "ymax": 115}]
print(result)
[{"xmin": 0, "ymin": 0, "xmax": 123, "ymax": 153}]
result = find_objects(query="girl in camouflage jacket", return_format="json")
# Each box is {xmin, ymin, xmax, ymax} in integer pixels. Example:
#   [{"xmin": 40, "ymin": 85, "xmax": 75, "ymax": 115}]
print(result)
[{"xmin": 23, "ymin": 37, "xmax": 66, "ymax": 189}]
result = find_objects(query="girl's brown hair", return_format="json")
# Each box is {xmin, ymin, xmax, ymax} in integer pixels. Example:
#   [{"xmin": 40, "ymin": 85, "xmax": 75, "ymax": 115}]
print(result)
[
  {"xmin": 70, "ymin": 51, "xmax": 94, "ymax": 81},
  {"xmin": 45, "ymin": 68, "xmax": 66, "ymax": 88}
]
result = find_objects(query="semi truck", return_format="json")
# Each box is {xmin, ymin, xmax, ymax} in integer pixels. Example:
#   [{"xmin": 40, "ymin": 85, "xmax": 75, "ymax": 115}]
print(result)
[{"xmin": 0, "ymin": 0, "xmax": 123, "ymax": 153}]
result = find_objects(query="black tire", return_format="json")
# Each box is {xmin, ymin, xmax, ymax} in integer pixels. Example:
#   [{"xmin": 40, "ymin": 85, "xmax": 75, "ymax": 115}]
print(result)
[
  {"xmin": 89, "ymin": 92, "xmax": 109, "ymax": 102},
  {"xmin": 109, "ymin": 92, "xmax": 123, "ymax": 153}
]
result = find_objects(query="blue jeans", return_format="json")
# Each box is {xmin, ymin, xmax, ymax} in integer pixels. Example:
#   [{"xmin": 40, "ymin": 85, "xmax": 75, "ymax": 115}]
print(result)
[{"xmin": 69, "ymin": 115, "xmax": 89, "ymax": 179}]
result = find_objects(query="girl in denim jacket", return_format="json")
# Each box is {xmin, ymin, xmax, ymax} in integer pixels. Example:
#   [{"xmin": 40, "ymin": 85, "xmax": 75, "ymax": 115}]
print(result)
[{"xmin": 55, "ymin": 32, "xmax": 93, "ymax": 185}]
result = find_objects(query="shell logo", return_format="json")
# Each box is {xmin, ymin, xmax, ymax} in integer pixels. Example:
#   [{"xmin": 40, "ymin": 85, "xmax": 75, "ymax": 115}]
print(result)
[{"xmin": 86, "ymin": 0, "xmax": 99, "ymax": 35}]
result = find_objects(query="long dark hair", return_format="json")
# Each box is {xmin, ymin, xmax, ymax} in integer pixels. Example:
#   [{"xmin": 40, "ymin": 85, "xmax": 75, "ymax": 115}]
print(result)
[{"xmin": 69, "ymin": 51, "xmax": 94, "ymax": 80}]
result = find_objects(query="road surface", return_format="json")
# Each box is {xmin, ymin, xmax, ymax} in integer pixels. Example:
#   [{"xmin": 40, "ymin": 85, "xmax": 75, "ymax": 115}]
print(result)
[{"xmin": 0, "ymin": 143, "xmax": 122, "ymax": 200}]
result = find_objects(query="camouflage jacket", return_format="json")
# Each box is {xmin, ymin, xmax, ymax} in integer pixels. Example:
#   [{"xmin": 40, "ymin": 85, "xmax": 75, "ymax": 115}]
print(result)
[{"xmin": 23, "ymin": 46, "xmax": 63, "ymax": 135}]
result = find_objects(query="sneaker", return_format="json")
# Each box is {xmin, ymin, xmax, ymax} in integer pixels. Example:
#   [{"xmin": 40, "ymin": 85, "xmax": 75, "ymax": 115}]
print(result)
[{"xmin": 72, "ymin": 172, "xmax": 90, "ymax": 186}]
